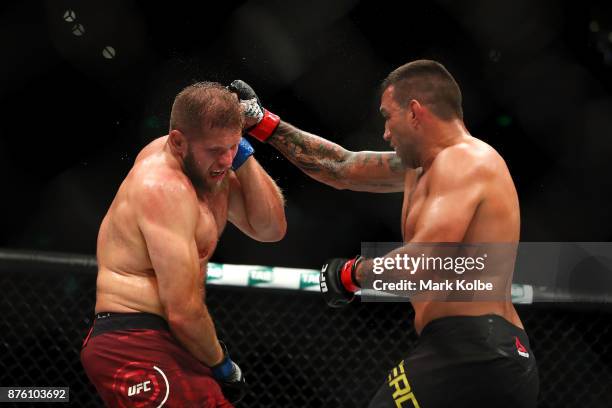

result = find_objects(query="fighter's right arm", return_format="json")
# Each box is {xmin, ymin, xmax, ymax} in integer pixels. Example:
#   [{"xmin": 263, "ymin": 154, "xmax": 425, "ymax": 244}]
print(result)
[
  {"xmin": 135, "ymin": 177, "xmax": 224, "ymax": 366},
  {"xmin": 268, "ymin": 121, "xmax": 406, "ymax": 192}
]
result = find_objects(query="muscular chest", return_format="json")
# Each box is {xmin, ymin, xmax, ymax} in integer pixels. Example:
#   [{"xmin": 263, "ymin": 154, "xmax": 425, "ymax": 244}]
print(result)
[
  {"xmin": 401, "ymin": 169, "xmax": 427, "ymax": 241},
  {"xmin": 195, "ymin": 189, "xmax": 229, "ymax": 261}
]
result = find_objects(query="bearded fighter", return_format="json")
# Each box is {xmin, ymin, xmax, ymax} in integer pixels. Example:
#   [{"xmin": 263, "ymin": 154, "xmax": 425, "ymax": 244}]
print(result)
[{"xmin": 81, "ymin": 82, "xmax": 286, "ymax": 407}]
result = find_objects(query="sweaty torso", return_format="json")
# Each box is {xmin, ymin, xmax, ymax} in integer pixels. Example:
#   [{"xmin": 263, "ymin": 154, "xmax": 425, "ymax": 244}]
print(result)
[
  {"xmin": 401, "ymin": 137, "xmax": 523, "ymax": 334},
  {"xmin": 94, "ymin": 136, "xmax": 229, "ymax": 316}
]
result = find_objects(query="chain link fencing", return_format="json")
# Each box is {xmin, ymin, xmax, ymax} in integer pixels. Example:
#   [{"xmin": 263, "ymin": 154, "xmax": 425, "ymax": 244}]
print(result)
[{"xmin": 0, "ymin": 250, "xmax": 611, "ymax": 407}]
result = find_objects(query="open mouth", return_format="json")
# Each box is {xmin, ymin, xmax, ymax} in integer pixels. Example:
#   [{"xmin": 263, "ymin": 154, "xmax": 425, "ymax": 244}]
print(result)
[{"xmin": 210, "ymin": 169, "xmax": 226, "ymax": 178}]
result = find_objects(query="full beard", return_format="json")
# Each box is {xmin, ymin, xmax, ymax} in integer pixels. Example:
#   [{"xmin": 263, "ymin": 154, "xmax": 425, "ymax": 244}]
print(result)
[{"xmin": 183, "ymin": 151, "xmax": 211, "ymax": 192}]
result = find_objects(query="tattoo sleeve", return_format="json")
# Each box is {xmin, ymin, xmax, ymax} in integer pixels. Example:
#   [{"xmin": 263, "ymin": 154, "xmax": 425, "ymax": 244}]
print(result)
[{"xmin": 267, "ymin": 121, "xmax": 406, "ymax": 193}]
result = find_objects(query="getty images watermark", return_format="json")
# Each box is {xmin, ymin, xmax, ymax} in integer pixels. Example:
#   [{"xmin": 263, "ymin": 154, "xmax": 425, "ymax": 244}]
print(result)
[
  {"xmin": 359, "ymin": 242, "xmax": 612, "ymax": 303},
  {"xmin": 360, "ymin": 243, "xmax": 516, "ymax": 302},
  {"xmin": 372, "ymin": 252, "xmax": 491, "ymax": 291}
]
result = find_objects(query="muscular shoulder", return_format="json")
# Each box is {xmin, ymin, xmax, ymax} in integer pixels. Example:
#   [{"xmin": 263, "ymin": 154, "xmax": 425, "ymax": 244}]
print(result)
[
  {"xmin": 428, "ymin": 139, "xmax": 500, "ymax": 190},
  {"xmin": 134, "ymin": 136, "xmax": 168, "ymax": 162},
  {"xmin": 133, "ymin": 166, "xmax": 198, "ymax": 223}
]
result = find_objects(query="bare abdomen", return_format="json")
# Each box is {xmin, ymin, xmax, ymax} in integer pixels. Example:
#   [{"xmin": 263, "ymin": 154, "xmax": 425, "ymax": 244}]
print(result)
[{"xmin": 95, "ymin": 267, "xmax": 165, "ymax": 315}]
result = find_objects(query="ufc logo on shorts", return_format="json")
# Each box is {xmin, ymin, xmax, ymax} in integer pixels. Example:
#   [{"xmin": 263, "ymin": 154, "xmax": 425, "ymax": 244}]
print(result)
[
  {"xmin": 388, "ymin": 361, "xmax": 420, "ymax": 408},
  {"xmin": 128, "ymin": 380, "xmax": 152, "ymax": 396}
]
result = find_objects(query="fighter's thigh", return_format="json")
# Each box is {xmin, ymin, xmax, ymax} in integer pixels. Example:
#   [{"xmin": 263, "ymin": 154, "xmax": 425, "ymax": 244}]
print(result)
[
  {"xmin": 82, "ymin": 337, "xmax": 230, "ymax": 407},
  {"xmin": 368, "ymin": 359, "xmax": 425, "ymax": 408},
  {"xmin": 103, "ymin": 360, "xmax": 230, "ymax": 408}
]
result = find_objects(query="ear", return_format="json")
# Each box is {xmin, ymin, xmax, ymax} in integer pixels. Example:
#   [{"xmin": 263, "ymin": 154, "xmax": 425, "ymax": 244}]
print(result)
[
  {"xmin": 168, "ymin": 129, "xmax": 188, "ymax": 158},
  {"xmin": 407, "ymin": 100, "xmax": 423, "ymax": 124}
]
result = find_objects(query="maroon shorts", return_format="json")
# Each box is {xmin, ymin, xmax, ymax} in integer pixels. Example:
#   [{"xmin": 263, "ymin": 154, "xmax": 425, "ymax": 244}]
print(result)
[{"xmin": 81, "ymin": 312, "xmax": 233, "ymax": 408}]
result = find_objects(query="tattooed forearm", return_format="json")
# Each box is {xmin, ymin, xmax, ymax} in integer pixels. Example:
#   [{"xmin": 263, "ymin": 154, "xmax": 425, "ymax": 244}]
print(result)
[
  {"xmin": 267, "ymin": 121, "xmax": 406, "ymax": 193},
  {"xmin": 388, "ymin": 154, "xmax": 404, "ymax": 173},
  {"xmin": 268, "ymin": 121, "xmax": 349, "ymax": 181}
]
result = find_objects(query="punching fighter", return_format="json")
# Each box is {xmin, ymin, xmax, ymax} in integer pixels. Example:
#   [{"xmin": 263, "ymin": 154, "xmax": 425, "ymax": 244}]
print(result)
[
  {"xmin": 81, "ymin": 82, "xmax": 286, "ymax": 407},
  {"xmin": 230, "ymin": 60, "xmax": 538, "ymax": 407}
]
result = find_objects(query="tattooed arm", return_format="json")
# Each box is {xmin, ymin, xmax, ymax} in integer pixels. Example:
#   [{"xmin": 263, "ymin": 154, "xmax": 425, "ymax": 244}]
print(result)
[
  {"xmin": 228, "ymin": 79, "xmax": 407, "ymax": 192},
  {"xmin": 267, "ymin": 121, "xmax": 406, "ymax": 193}
]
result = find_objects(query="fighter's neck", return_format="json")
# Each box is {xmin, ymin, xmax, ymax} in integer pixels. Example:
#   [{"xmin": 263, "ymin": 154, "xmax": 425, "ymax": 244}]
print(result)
[
  {"xmin": 417, "ymin": 119, "xmax": 470, "ymax": 171},
  {"xmin": 162, "ymin": 141, "xmax": 186, "ymax": 171}
]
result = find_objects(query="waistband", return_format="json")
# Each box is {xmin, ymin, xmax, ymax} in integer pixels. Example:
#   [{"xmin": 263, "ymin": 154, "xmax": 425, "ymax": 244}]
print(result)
[
  {"xmin": 420, "ymin": 314, "xmax": 528, "ymax": 342},
  {"xmin": 91, "ymin": 312, "xmax": 169, "ymax": 338}
]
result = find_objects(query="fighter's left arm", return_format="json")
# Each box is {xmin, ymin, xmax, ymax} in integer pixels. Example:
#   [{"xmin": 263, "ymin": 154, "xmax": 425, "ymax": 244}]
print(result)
[
  {"xmin": 229, "ymin": 79, "xmax": 406, "ymax": 193},
  {"xmin": 227, "ymin": 156, "xmax": 287, "ymax": 242},
  {"xmin": 268, "ymin": 121, "xmax": 407, "ymax": 192},
  {"xmin": 355, "ymin": 147, "xmax": 488, "ymax": 283}
]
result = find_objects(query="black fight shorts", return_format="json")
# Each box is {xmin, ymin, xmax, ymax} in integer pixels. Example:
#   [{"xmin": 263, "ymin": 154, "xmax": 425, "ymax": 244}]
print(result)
[{"xmin": 368, "ymin": 314, "xmax": 539, "ymax": 408}]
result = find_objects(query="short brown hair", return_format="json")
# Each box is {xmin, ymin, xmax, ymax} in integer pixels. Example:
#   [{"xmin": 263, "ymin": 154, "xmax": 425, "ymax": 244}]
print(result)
[
  {"xmin": 381, "ymin": 60, "xmax": 463, "ymax": 120},
  {"xmin": 169, "ymin": 82, "xmax": 243, "ymax": 136}
]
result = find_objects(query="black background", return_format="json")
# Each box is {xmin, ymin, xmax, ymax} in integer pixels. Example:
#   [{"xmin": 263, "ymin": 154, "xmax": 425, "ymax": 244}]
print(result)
[{"xmin": 1, "ymin": 0, "xmax": 612, "ymax": 269}]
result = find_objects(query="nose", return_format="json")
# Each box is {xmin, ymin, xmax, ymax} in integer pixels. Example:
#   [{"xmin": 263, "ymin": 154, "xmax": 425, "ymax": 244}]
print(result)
[
  {"xmin": 218, "ymin": 149, "xmax": 234, "ymax": 168},
  {"xmin": 383, "ymin": 126, "xmax": 391, "ymax": 142}
]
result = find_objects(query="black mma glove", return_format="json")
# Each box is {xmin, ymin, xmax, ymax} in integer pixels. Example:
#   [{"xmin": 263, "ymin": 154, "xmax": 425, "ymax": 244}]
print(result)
[
  {"xmin": 211, "ymin": 341, "xmax": 248, "ymax": 404},
  {"xmin": 320, "ymin": 256, "xmax": 362, "ymax": 308},
  {"xmin": 228, "ymin": 79, "xmax": 280, "ymax": 142}
]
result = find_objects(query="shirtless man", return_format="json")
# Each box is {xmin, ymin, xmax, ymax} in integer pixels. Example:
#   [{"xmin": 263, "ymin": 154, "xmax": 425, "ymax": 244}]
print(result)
[
  {"xmin": 230, "ymin": 60, "xmax": 538, "ymax": 407},
  {"xmin": 81, "ymin": 82, "xmax": 286, "ymax": 407}
]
